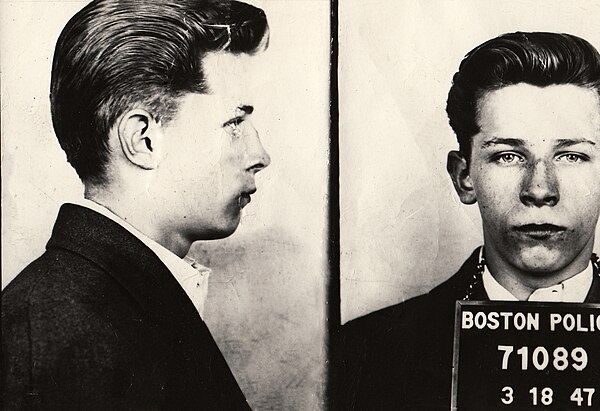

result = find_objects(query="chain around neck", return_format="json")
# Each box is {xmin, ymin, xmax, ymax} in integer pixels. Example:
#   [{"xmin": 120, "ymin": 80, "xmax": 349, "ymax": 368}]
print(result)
[{"xmin": 462, "ymin": 247, "xmax": 600, "ymax": 301}]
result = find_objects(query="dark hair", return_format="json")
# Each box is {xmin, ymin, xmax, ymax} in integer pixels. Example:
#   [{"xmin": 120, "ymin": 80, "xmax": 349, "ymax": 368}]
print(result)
[
  {"xmin": 446, "ymin": 32, "xmax": 600, "ymax": 160},
  {"xmin": 51, "ymin": 0, "xmax": 268, "ymax": 184}
]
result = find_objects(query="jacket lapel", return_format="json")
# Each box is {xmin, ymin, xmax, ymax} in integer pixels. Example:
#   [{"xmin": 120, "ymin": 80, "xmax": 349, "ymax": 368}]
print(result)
[
  {"xmin": 46, "ymin": 204, "xmax": 198, "ymax": 335},
  {"xmin": 584, "ymin": 260, "xmax": 600, "ymax": 303},
  {"xmin": 431, "ymin": 247, "xmax": 489, "ymax": 302},
  {"xmin": 46, "ymin": 204, "xmax": 249, "ymax": 407}
]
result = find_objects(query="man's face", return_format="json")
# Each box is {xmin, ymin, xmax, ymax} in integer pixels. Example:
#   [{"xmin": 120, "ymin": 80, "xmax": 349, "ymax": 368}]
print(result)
[
  {"xmin": 152, "ymin": 52, "xmax": 271, "ymax": 240},
  {"xmin": 467, "ymin": 83, "xmax": 600, "ymax": 275}
]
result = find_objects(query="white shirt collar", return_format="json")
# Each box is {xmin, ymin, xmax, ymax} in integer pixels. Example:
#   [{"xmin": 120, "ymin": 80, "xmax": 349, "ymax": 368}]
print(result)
[
  {"xmin": 483, "ymin": 261, "xmax": 593, "ymax": 303},
  {"xmin": 71, "ymin": 199, "xmax": 210, "ymax": 317}
]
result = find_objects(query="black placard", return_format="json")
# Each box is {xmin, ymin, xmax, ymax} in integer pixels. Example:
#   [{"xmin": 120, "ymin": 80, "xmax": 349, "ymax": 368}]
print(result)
[{"xmin": 452, "ymin": 301, "xmax": 600, "ymax": 410}]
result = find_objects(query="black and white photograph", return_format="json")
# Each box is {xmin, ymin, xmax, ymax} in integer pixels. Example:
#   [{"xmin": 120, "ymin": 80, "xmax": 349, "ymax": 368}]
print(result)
[
  {"xmin": 1, "ymin": 1, "xmax": 329, "ymax": 409},
  {"xmin": 2, "ymin": 0, "xmax": 600, "ymax": 410},
  {"xmin": 339, "ymin": 0, "xmax": 600, "ymax": 409}
]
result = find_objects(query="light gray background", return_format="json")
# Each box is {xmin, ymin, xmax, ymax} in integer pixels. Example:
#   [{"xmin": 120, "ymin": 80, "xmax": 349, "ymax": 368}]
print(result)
[
  {"xmin": 1, "ymin": 1, "xmax": 330, "ymax": 409},
  {"xmin": 340, "ymin": 0, "xmax": 600, "ymax": 324}
]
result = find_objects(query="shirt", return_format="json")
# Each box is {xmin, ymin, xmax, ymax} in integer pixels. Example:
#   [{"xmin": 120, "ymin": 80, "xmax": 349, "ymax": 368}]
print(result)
[
  {"xmin": 483, "ymin": 262, "xmax": 593, "ymax": 303},
  {"xmin": 72, "ymin": 199, "xmax": 210, "ymax": 317}
]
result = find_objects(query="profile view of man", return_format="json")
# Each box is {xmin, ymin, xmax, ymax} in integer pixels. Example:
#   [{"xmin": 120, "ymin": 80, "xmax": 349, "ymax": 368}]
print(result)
[
  {"xmin": 340, "ymin": 32, "xmax": 600, "ymax": 410},
  {"xmin": 2, "ymin": 0, "xmax": 271, "ymax": 409}
]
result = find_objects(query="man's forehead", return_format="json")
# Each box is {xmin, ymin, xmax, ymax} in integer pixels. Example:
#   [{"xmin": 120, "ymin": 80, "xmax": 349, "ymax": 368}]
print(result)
[
  {"xmin": 202, "ymin": 51, "xmax": 267, "ymax": 104},
  {"xmin": 477, "ymin": 83, "xmax": 600, "ymax": 143}
]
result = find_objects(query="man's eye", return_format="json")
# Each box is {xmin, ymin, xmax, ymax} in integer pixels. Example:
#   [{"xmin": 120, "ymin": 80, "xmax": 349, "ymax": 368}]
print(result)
[
  {"xmin": 224, "ymin": 123, "xmax": 242, "ymax": 139},
  {"xmin": 556, "ymin": 153, "xmax": 586, "ymax": 163},
  {"xmin": 494, "ymin": 153, "xmax": 523, "ymax": 165}
]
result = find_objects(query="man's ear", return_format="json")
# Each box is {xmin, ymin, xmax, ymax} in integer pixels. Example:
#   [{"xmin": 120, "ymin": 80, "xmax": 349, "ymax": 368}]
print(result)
[
  {"xmin": 447, "ymin": 150, "xmax": 477, "ymax": 205},
  {"xmin": 117, "ymin": 109, "xmax": 162, "ymax": 170}
]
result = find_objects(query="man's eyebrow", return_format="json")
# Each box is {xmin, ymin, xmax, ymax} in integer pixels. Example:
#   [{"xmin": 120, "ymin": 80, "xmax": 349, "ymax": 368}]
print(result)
[
  {"xmin": 480, "ymin": 137, "xmax": 526, "ymax": 149},
  {"xmin": 554, "ymin": 138, "xmax": 597, "ymax": 149},
  {"xmin": 238, "ymin": 105, "xmax": 254, "ymax": 115}
]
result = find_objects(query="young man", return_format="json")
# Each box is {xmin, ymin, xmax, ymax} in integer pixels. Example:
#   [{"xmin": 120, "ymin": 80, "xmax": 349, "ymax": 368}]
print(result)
[
  {"xmin": 2, "ymin": 1, "xmax": 270, "ymax": 409},
  {"xmin": 341, "ymin": 32, "xmax": 600, "ymax": 410}
]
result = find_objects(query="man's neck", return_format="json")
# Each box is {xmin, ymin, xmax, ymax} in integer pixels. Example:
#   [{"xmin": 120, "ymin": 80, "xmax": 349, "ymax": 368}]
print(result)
[
  {"xmin": 84, "ymin": 188, "xmax": 192, "ymax": 258},
  {"xmin": 484, "ymin": 246, "xmax": 593, "ymax": 301}
]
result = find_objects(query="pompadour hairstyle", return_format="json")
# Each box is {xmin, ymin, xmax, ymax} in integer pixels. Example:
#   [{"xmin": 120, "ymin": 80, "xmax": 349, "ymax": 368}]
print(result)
[
  {"xmin": 50, "ymin": 0, "xmax": 268, "ymax": 184},
  {"xmin": 446, "ymin": 32, "xmax": 600, "ymax": 160}
]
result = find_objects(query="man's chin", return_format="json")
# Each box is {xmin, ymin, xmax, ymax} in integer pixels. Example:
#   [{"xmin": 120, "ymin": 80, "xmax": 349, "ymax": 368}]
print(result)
[
  {"xmin": 511, "ymin": 245, "xmax": 572, "ymax": 275},
  {"xmin": 209, "ymin": 223, "xmax": 240, "ymax": 240}
]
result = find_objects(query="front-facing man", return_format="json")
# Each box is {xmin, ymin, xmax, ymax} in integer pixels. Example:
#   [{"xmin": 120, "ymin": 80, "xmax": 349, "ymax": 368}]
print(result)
[
  {"xmin": 341, "ymin": 32, "xmax": 600, "ymax": 410},
  {"xmin": 2, "ymin": 1, "xmax": 270, "ymax": 409}
]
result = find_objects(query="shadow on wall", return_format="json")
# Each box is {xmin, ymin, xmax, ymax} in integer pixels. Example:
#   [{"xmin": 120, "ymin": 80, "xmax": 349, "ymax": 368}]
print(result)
[{"xmin": 193, "ymin": 225, "xmax": 326, "ymax": 410}]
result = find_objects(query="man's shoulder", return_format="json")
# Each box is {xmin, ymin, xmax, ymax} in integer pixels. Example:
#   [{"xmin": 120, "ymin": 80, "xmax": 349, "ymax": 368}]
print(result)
[
  {"xmin": 1, "ymin": 205, "xmax": 159, "ymax": 350},
  {"xmin": 3, "ymin": 203, "xmax": 168, "ymax": 310},
  {"xmin": 3, "ymin": 246, "xmax": 122, "ymax": 309},
  {"xmin": 342, "ymin": 249, "xmax": 481, "ymax": 345},
  {"xmin": 339, "ymin": 251, "xmax": 481, "ymax": 409},
  {"xmin": 2, "ymin": 248, "xmax": 142, "ymax": 346},
  {"xmin": 343, "ymin": 292, "xmax": 432, "ymax": 338},
  {"xmin": 1, "ymin": 252, "xmax": 177, "ymax": 410}
]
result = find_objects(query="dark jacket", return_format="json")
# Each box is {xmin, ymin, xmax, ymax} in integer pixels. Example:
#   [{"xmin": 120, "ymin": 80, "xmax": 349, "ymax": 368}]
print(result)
[
  {"xmin": 340, "ymin": 249, "xmax": 600, "ymax": 410},
  {"xmin": 2, "ymin": 204, "xmax": 250, "ymax": 410}
]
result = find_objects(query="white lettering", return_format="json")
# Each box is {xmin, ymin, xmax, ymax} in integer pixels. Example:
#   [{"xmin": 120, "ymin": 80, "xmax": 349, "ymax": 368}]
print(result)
[
  {"xmin": 564, "ymin": 314, "xmax": 575, "ymax": 331},
  {"xmin": 577, "ymin": 315, "xmax": 589, "ymax": 332},
  {"xmin": 549, "ymin": 313, "xmax": 599, "ymax": 332},
  {"xmin": 461, "ymin": 311, "xmax": 540, "ymax": 331},
  {"xmin": 527, "ymin": 313, "xmax": 539, "ymax": 331},
  {"xmin": 488, "ymin": 312, "xmax": 499, "ymax": 330},
  {"xmin": 500, "ymin": 312, "xmax": 513, "ymax": 329},
  {"xmin": 514, "ymin": 313, "xmax": 526, "ymax": 330},
  {"xmin": 550, "ymin": 313, "xmax": 561, "ymax": 331},
  {"xmin": 462, "ymin": 311, "xmax": 473, "ymax": 329},
  {"xmin": 475, "ymin": 312, "xmax": 487, "ymax": 329}
]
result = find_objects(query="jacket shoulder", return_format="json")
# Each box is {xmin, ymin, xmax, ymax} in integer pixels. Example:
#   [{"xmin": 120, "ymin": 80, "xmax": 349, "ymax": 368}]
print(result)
[
  {"xmin": 341, "ymin": 292, "xmax": 438, "ymax": 366},
  {"xmin": 343, "ymin": 293, "xmax": 430, "ymax": 336},
  {"xmin": 2, "ymin": 248, "xmax": 142, "ymax": 360},
  {"xmin": 3, "ymin": 247, "xmax": 129, "ymax": 317},
  {"xmin": 343, "ymin": 248, "xmax": 481, "ymax": 336},
  {"xmin": 2, "ymin": 249, "xmax": 168, "ymax": 409}
]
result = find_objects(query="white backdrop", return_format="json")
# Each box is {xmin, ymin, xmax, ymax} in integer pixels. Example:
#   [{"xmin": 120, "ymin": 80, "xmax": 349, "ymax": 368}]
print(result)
[
  {"xmin": 1, "ymin": 1, "xmax": 330, "ymax": 409},
  {"xmin": 340, "ymin": 0, "xmax": 600, "ymax": 323}
]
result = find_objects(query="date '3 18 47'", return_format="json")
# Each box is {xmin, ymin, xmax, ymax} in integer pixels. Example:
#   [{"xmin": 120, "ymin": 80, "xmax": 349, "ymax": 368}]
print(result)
[{"xmin": 497, "ymin": 345, "xmax": 595, "ymax": 407}]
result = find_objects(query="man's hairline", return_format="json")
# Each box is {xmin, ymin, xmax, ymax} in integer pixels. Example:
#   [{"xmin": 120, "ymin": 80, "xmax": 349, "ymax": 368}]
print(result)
[{"xmin": 112, "ymin": 49, "xmax": 258, "ymax": 125}]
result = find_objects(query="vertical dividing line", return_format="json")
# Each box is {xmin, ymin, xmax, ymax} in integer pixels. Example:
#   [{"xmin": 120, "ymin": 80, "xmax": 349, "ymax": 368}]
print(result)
[{"xmin": 326, "ymin": 0, "xmax": 340, "ymax": 409}]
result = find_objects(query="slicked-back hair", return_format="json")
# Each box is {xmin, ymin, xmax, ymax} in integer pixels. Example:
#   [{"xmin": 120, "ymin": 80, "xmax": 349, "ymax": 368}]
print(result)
[
  {"xmin": 446, "ymin": 32, "xmax": 600, "ymax": 161},
  {"xmin": 51, "ymin": 0, "xmax": 268, "ymax": 184}
]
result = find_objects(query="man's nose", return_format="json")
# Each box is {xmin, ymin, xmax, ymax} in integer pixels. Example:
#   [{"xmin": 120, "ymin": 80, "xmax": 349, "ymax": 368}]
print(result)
[
  {"xmin": 243, "ymin": 124, "xmax": 271, "ymax": 173},
  {"xmin": 519, "ymin": 160, "xmax": 559, "ymax": 207}
]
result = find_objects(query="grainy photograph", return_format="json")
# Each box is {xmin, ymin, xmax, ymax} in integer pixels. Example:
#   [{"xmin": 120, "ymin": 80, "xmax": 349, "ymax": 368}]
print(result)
[
  {"xmin": 1, "ymin": 0, "xmax": 329, "ymax": 409},
  {"xmin": 4, "ymin": 0, "xmax": 600, "ymax": 410},
  {"xmin": 339, "ymin": 0, "xmax": 600, "ymax": 409}
]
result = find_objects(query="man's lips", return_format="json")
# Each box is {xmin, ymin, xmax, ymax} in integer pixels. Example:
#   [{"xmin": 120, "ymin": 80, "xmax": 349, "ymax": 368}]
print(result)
[
  {"xmin": 239, "ymin": 188, "xmax": 257, "ymax": 208},
  {"xmin": 513, "ymin": 223, "xmax": 566, "ymax": 239}
]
